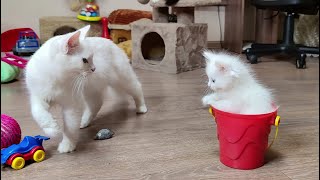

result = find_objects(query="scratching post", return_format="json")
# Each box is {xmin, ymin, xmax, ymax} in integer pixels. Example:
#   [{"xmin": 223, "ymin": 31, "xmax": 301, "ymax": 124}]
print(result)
[
  {"xmin": 175, "ymin": 7, "xmax": 195, "ymax": 24},
  {"xmin": 132, "ymin": 0, "xmax": 222, "ymax": 74},
  {"xmin": 152, "ymin": 7, "xmax": 169, "ymax": 23},
  {"xmin": 132, "ymin": 19, "xmax": 207, "ymax": 74}
]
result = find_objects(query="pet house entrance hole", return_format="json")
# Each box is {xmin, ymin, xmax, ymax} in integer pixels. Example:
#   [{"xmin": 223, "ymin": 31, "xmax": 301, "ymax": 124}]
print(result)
[
  {"xmin": 141, "ymin": 32, "xmax": 165, "ymax": 65},
  {"xmin": 39, "ymin": 17, "xmax": 102, "ymax": 44},
  {"xmin": 53, "ymin": 26, "xmax": 77, "ymax": 36}
]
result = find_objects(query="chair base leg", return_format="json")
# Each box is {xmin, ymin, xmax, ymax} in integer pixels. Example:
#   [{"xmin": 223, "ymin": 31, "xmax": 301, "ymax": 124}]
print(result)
[
  {"xmin": 296, "ymin": 54, "xmax": 307, "ymax": 69},
  {"xmin": 244, "ymin": 12, "xmax": 319, "ymax": 69}
]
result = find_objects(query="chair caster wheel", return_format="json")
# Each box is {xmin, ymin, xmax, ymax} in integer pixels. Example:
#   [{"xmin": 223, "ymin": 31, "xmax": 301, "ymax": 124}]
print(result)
[
  {"xmin": 246, "ymin": 54, "xmax": 258, "ymax": 64},
  {"xmin": 296, "ymin": 54, "xmax": 306, "ymax": 69}
]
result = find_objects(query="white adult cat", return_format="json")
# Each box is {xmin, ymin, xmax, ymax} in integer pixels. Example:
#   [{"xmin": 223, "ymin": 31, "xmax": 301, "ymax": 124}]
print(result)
[
  {"xmin": 202, "ymin": 50, "xmax": 276, "ymax": 114},
  {"xmin": 25, "ymin": 25, "xmax": 147, "ymax": 153}
]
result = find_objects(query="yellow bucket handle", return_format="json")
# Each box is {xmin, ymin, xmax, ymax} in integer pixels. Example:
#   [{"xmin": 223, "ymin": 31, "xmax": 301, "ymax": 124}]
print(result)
[
  {"xmin": 209, "ymin": 107, "xmax": 280, "ymax": 149},
  {"xmin": 268, "ymin": 115, "xmax": 280, "ymax": 149}
]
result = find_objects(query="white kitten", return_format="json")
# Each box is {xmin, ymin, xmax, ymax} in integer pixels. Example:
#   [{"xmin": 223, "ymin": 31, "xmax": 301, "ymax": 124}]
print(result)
[
  {"xmin": 201, "ymin": 50, "xmax": 276, "ymax": 114},
  {"xmin": 25, "ymin": 25, "xmax": 147, "ymax": 153}
]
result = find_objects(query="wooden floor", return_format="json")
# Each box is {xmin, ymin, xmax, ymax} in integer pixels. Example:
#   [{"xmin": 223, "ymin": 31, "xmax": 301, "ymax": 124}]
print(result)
[{"xmin": 1, "ymin": 56, "xmax": 319, "ymax": 180}]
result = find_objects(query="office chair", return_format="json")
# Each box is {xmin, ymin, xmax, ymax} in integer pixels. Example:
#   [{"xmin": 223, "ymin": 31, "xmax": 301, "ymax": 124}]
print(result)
[{"xmin": 244, "ymin": 0, "xmax": 319, "ymax": 69}]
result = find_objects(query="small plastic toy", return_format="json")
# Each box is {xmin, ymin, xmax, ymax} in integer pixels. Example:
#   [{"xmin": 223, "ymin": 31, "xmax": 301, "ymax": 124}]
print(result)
[
  {"xmin": 1, "ymin": 53, "xmax": 28, "ymax": 83},
  {"xmin": 101, "ymin": 17, "xmax": 110, "ymax": 39},
  {"xmin": 1, "ymin": 28, "xmax": 35, "ymax": 52},
  {"xmin": 1, "ymin": 52, "xmax": 28, "ymax": 69},
  {"xmin": 12, "ymin": 30, "xmax": 40, "ymax": 56},
  {"xmin": 94, "ymin": 128, "xmax": 114, "ymax": 140},
  {"xmin": 1, "ymin": 135, "xmax": 50, "ymax": 170},
  {"xmin": 77, "ymin": 0, "xmax": 102, "ymax": 21}
]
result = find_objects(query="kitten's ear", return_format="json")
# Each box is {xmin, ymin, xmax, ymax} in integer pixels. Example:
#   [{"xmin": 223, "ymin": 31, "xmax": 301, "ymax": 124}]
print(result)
[
  {"xmin": 216, "ymin": 62, "xmax": 239, "ymax": 78},
  {"xmin": 63, "ymin": 31, "xmax": 81, "ymax": 54},
  {"xmin": 202, "ymin": 50, "xmax": 212, "ymax": 63},
  {"xmin": 216, "ymin": 63, "xmax": 227, "ymax": 72},
  {"xmin": 88, "ymin": 53, "xmax": 94, "ymax": 60},
  {"xmin": 78, "ymin": 25, "xmax": 90, "ymax": 40}
]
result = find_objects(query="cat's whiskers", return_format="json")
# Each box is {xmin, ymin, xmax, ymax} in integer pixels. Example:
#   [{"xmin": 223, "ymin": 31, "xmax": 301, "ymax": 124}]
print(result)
[
  {"xmin": 71, "ymin": 74, "xmax": 82, "ymax": 97},
  {"xmin": 71, "ymin": 73, "xmax": 88, "ymax": 98},
  {"xmin": 201, "ymin": 73, "xmax": 207, "ymax": 77},
  {"xmin": 203, "ymin": 84, "xmax": 213, "ymax": 97},
  {"xmin": 78, "ymin": 73, "xmax": 89, "ymax": 95},
  {"xmin": 76, "ymin": 76, "xmax": 84, "ymax": 96},
  {"xmin": 200, "ymin": 74, "xmax": 211, "ymax": 96}
]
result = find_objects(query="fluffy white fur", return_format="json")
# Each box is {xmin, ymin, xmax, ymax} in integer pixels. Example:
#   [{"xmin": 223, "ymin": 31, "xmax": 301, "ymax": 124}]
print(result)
[
  {"xmin": 201, "ymin": 50, "xmax": 276, "ymax": 114},
  {"xmin": 25, "ymin": 25, "xmax": 147, "ymax": 153}
]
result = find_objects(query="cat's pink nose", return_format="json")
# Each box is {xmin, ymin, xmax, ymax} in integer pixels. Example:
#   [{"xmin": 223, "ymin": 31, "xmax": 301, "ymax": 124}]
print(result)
[{"xmin": 91, "ymin": 67, "xmax": 96, "ymax": 72}]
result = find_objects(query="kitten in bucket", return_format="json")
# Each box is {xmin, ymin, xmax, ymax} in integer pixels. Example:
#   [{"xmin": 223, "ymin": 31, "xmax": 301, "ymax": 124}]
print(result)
[{"xmin": 201, "ymin": 50, "xmax": 276, "ymax": 114}]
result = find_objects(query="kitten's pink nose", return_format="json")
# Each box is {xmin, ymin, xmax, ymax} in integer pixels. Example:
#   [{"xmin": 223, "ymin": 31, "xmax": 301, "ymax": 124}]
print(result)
[{"xmin": 91, "ymin": 67, "xmax": 96, "ymax": 72}]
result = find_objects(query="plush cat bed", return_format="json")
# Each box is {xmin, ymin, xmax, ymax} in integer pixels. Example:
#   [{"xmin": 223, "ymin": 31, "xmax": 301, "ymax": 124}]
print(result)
[
  {"xmin": 117, "ymin": 40, "xmax": 132, "ymax": 61},
  {"xmin": 108, "ymin": 9, "xmax": 152, "ymax": 28},
  {"xmin": 1, "ymin": 61, "xmax": 20, "ymax": 83},
  {"xmin": 108, "ymin": 9, "xmax": 152, "ymax": 44},
  {"xmin": 110, "ymin": 29, "xmax": 131, "ymax": 44}
]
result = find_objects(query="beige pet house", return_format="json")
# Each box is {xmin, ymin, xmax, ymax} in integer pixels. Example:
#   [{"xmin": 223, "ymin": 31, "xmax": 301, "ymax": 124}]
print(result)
[{"xmin": 132, "ymin": 0, "xmax": 222, "ymax": 74}]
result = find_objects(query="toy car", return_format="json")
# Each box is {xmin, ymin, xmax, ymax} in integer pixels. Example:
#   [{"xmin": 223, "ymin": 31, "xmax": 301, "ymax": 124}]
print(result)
[
  {"xmin": 1, "ymin": 135, "xmax": 50, "ymax": 170},
  {"xmin": 12, "ymin": 30, "xmax": 40, "ymax": 56}
]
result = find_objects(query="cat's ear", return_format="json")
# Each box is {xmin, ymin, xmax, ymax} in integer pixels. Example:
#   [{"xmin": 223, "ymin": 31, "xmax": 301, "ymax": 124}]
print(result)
[
  {"xmin": 78, "ymin": 25, "xmax": 90, "ymax": 40},
  {"xmin": 202, "ymin": 50, "xmax": 212, "ymax": 63},
  {"xmin": 63, "ymin": 31, "xmax": 81, "ymax": 54},
  {"xmin": 216, "ymin": 63, "xmax": 227, "ymax": 72},
  {"xmin": 88, "ymin": 53, "xmax": 94, "ymax": 61},
  {"xmin": 216, "ymin": 62, "xmax": 239, "ymax": 78}
]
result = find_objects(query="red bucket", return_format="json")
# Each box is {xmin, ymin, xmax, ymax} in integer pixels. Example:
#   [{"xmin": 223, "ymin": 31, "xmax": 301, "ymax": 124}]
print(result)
[{"xmin": 209, "ymin": 106, "xmax": 280, "ymax": 170}]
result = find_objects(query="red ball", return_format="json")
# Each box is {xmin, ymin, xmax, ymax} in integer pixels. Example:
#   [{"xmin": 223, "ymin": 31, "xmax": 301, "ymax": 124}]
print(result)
[{"xmin": 1, "ymin": 114, "xmax": 22, "ymax": 149}]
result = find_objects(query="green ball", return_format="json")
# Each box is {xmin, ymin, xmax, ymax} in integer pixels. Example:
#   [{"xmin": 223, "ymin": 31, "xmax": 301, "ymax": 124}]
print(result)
[
  {"xmin": 1, "ymin": 61, "xmax": 20, "ymax": 83},
  {"xmin": 138, "ymin": 0, "xmax": 150, "ymax": 4}
]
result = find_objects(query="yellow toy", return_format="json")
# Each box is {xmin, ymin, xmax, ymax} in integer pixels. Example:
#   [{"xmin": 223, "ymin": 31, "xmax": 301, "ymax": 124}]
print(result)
[
  {"xmin": 110, "ymin": 29, "xmax": 131, "ymax": 44},
  {"xmin": 117, "ymin": 40, "xmax": 132, "ymax": 62}
]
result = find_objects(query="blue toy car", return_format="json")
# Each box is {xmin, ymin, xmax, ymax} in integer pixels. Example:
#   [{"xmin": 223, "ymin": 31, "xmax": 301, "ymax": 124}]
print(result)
[
  {"xmin": 1, "ymin": 135, "xmax": 50, "ymax": 170},
  {"xmin": 12, "ymin": 30, "xmax": 40, "ymax": 56}
]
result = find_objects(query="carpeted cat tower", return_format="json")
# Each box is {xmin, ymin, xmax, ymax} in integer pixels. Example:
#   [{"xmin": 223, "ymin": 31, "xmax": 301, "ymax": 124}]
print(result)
[{"xmin": 133, "ymin": 0, "xmax": 221, "ymax": 74}]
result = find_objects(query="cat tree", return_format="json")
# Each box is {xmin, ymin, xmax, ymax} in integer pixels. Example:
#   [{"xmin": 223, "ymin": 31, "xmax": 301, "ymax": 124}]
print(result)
[{"xmin": 132, "ymin": 0, "xmax": 222, "ymax": 74}]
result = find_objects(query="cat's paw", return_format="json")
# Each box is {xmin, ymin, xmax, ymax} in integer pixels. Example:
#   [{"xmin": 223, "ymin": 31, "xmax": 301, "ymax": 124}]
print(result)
[
  {"xmin": 43, "ymin": 127, "xmax": 61, "ymax": 138},
  {"xmin": 202, "ymin": 94, "xmax": 218, "ymax": 107},
  {"xmin": 80, "ymin": 121, "xmax": 90, "ymax": 129},
  {"xmin": 136, "ymin": 105, "xmax": 148, "ymax": 114},
  {"xmin": 202, "ymin": 96, "xmax": 211, "ymax": 107},
  {"xmin": 80, "ymin": 110, "xmax": 93, "ymax": 129},
  {"xmin": 58, "ymin": 140, "xmax": 76, "ymax": 153}
]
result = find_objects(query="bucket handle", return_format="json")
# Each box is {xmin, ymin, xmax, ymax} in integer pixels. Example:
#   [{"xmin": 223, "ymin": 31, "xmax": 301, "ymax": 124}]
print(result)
[
  {"xmin": 209, "ymin": 107, "xmax": 215, "ymax": 121},
  {"xmin": 208, "ymin": 107, "xmax": 280, "ymax": 148},
  {"xmin": 268, "ymin": 115, "xmax": 280, "ymax": 149}
]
